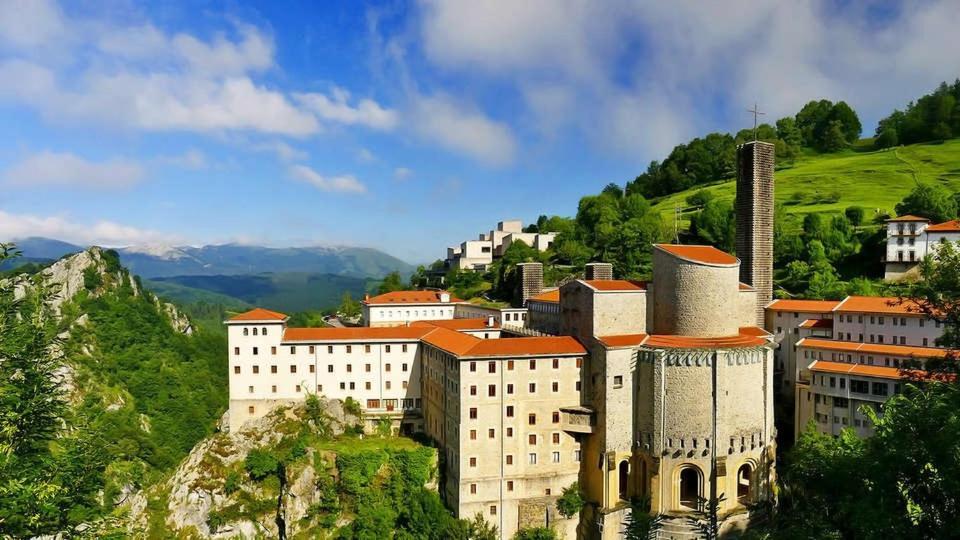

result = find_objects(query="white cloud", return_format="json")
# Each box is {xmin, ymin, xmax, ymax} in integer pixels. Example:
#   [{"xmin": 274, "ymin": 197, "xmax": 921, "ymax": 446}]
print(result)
[
  {"xmin": 357, "ymin": 148, "xmax": 376, "ymax": 163},
  {"xmin": 0, "ymin": 0, "xmax": 65, "ymax": 48},
  {"xmin": 3, "ymin": 151, "xmax": 143, "ymax": 189},
  {"xmin": 295, "ymin": 87, "xmax": 398, "ymax": 130},
  {"xmin": 408, "ymin": 94, "xmax": 516, "ymax": 166},
  {"xmin": 394, "ymin": 167, "xmax": 413, "ymax": 180},
  {"xmin": 252, "ymin": 140, "xmax": 308, "ymax": 162},
  {"xmin": 0, "ymin": 210, "xmax": 179, "ymax": 246},
  {"xmin": 156, "ymin": 149, "xmax": 207, "ymax": 170},
  {"xmin": 288, "ymin": 164, "xmax": 367, "ymax": 194}
]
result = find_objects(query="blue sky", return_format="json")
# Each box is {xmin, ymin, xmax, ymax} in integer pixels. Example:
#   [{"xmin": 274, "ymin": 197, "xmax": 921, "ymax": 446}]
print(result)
[{"xmin": 1, "ymin": 1, "xmax": 959, "ymax": 263}]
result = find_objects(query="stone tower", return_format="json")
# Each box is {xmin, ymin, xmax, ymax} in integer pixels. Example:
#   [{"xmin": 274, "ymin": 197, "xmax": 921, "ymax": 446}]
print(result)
[
  {"xmin": 735, "ymin": 141, "xmax": 775, "ymax": 325},
  {"xmin": 584, "ymin": 262, "xmax": 613, "ymax": 281},
  {"xmin": 517, "ymin": 262, "xmax": 544, "ymax": 306}
]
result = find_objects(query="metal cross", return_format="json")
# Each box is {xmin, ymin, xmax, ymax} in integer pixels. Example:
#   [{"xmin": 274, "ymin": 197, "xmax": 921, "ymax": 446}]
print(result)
[{"xmin": 747, "ymin": 103, "xmax": 765, "ymax": 141}]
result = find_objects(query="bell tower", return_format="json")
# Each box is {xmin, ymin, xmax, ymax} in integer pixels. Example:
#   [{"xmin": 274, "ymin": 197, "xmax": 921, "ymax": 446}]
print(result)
[{"xmin": 735, "ymin": 141, "xmax": 775, "ymax": 325}]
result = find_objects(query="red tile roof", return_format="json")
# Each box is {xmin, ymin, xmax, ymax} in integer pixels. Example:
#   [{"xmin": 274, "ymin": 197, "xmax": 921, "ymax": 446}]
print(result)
[
  {"xmin": 584, "ymin": 280, "xmax": 646, "ymax": 291},
  {"xmin": 809, "ymin": 360, "xmax": 954, "ymax": 382},
  {"xmin": 739, "ymin": 326, "xmax": 772, "ymax": 337},
  {"xmin": 420, "ymin": 327, "xmax": 481, "ymax": 356},
  {"xmin": 926, "ymin": 220, "xmax": 960, "ymax": 232},
  {"xmin": 411, "ymin": 319, "xmax": 499, "ymax": 330},
  {"xmin": 641, "ymin": 327, "xmax": 769, "ymax": 349},
  {"xmin": 886, "ymin": 215, "xmax": 930, "ymax": 222},
  {"xmin": 834, "ymin": 295, "xmax": 923, "ymax": 315},
  {"xmin": 282, "ymin": 327, "xmax": 431, "ymax": 342},
  {"xmin": 420, "ymin": 327, "xmax": 585, "ymax": 357},
  {"xmin": 363, "ymin": 290, "xmax": 464, "ymax": 305},
  {"xmin": 229, "ymin": 308, "xmax": 288, "ymax": 322},
  {"xmin": 528, "ymin": 289, "xmax": 560, "ymax": 303},
  {"xmin": 766, "ymin": 299, "xmax": 841, "ymax": 312},
  {"xmin": 799, "ymin": 318, "xmax": 833, "ymax": 329},
  {"xmin": 598, "ymin": 334, "xmax": 648, "ymax": 348},
  {"xmin": 655, "ymin": 244, "xmax": 738, "ymax": 266},
  {"xmin": 739, "ymin": 283, "xmax": 754, "ymax": 291},
  {"xmin": 797, "ymin": 337, "xmax": 949, "ymax": 359}
]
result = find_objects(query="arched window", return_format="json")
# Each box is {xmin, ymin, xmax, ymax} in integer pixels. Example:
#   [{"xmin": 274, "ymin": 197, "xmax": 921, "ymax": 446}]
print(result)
[
  {"xmin": 253, "ymin": 327, "xmax": 258, "ymax": 336},
  {"xmin": 737, "ymin": 463, "xmax": 753, "ymax": 504},
  {"xmin": 243, "ymin": 328, "xmax": 249, "ymax": 336},
  {"xmin": 262, "ymin": 327, "xmax": 267, "ymax": 335},
  {"xmin": 679, "ymin": 466, "xmax": 702, "ymax": 510},
  {"xmin": 618, "ymin": 460, "xmax": 630, "ymax": 501}
]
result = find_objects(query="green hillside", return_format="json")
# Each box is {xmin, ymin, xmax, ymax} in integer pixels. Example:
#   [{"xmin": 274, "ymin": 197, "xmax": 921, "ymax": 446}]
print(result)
[{"xmin": 652, "ymin": 139, "xmax": 960, "ymax": 227}]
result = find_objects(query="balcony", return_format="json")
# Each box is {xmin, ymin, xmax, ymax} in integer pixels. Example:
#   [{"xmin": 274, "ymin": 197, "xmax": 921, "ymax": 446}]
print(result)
[{"xmin": 560, "ymin": 406, "xmax": 595, "ymax": 434}]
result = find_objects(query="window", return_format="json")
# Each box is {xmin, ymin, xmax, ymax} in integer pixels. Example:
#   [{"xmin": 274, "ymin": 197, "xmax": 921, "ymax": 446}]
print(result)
[
  {"xmin": 506, "ymin": 427, "xmax": 513, "ymax": 437},
  {"xmin": 507, "ymin": 360, "xmax": 514, "ymax": 370},
  {"xmin": 385, "ymin": 363, "xmax": 391, "ymax": 372},
  {"xmin": 328, "ymin": 345, "xmax": 333, "ymax": 354},
  {"xmin": 349, "ymin": 382, "xmax": 355, "ymax": 390},
  {"xmin": 552, "ymin": 358, "xmax": 559, "ymax": 369},
  {"xmin": 470, "ymin": 483, "xmax": 477, "ymax": 494},
  {"xmin": 234, "ymin": 347, "xmax": 240, "ymax": 355},
  {"xmin": 529, "ymin": 434, "xmax": 537, "ymax": 445},
  {"xmin": 248, "ymin": 406, "xmax": 255, "ymax": 414},
  {"xmin": 506, "ymin": 406, "xmax": 514, "ymax": 417},
  {"xmin": 243, "ymin": 328, "xmax": 249, "ymax": 336},
  {"xmin": 470, "ymin": 408, "xmax": 478, "ymax": 419},
  {"xmin": 290, "ymin": 346, "xmax": 296, "ymax": 354},
  {"xmin": 528, "ymin": 413, "xmax": 537, "ymax": 425},
  {"xmin": 469, "ymin": 457, "xmax": 477, "ymax": 467},
  {"xmin": 234, "ymin": 366, "xmax": 240, "ymax": 374},
  {"xmin": 552, "ymin": 382, "xmax": 559, "ymax": 392},
  {"xmin": 365, "ymin": 382, "xmax": 371, "ymax": 390},
  {"xmin": 248, "ymin": 385, "xmax": 254, "ymax": 393},
  {"xmin": 347, "ymin": 364, "xmax": 353, "ymax": 373},
  {"xmin": 385, "ymin": 345, "xmax": 391, "ymax": 353},
  {"xmin": 528, "ymin": 453, "xmax": 537, "ymax": 465},
  {"xmin": 365, "ymin": 364, "xmax": 371, "ymax": 372},
  {"xmin": 489, "ymin": 505, "xmax": 497, "ymax": 516},
  {"xmin": 529, "ymin": 359, "xmax": 537, "ymax": 370},
  {"xmin": 402, "ymin": 363, "xmax": 408, "ymax": 372},
  {"xmin": 489, "ymin": 428, "xmax": 495, "ymax": 438},
  {"xmin": 253, "ymin": 365, "xmax": 259, "ymax": 374},
  {"xmin": 851, "ymin": 379, "xmax": 869, "ymax": 393},
  {"xmin": 402, "ymin": 344, "xmax": 408, "ymax": 352},
  {"xmin": 507, "ymin": 481, "xmax": 514, "ymax": 491},
  {"xmin": 309, "ymin": 346, "xmax": 315, "ymax": 354},
  {"xmin": 340, "ymin": 382, "xmax": 345, "ymax": 390},
  {"xmin": 552, "ymin": 452, "xmax": 560, "ymax": 463},
  {"xmin": 252, "ymin": 347, "xmax": 259, "ymax": 355},
  {"xmin": 507, "ymin": 383, "xmax": 514, "ymax": 394},
  {"xmin": 872, "ymin": 382, "xmax": 889, "ymax": 396},
  {"xmin": 470, "ymin": 361, "xmax": 476, "ymax": 372},
  {"xmin": 489, "ymin": 361, "xmax": 496, "ymax": 373},
  {"xmin": 271, "ymin": 365, "xmax": 277, "ymax": 374},
  {"xmin": 402, "ymin": 381, "xmax": 408, "ymax": 389},
  {"xmin": 470, "ymin": 429, "xmax": 477, "ymax": 440},
  {"xmin": 613, "ymin": 375, "xmax": 623, "ymax": 388},
  {"xmin": 552, "ymin": 411, "xmax": 560, "ymax": 423},
  {"xmin": 290, "ymin": 365, "xmax": 297, "ymax": 373},
  {"xmin": 295, "ymin": 385, "xmax": 301, "ymax": 392},
  {"xmin": 529, "ymin": 383, "xmax": 536, "ymax": 393},
  {"xmin": 553, "ymin": 433, "xmax": 561, "ymax": 444},
  {"xmin": 488, "ymin": 384, "xmax": 496, "ymax": 397},
  {"xmin": 470, "ymin": 385, "xmax": 477, "ymax": 396},
  {"xmin": 346, "ymin": 345, "xmax": 352, "ymax": 353},
  {"xmin": 271, "ymin": 346, "xmax": 277, "ymax": 355},
  {"xmin": 271, "ymin": 385, "xmax": 277, "ymax": 393},
  {"xmin": 328, "ymin": 365, "xmax": 333, "ymax": 373}
]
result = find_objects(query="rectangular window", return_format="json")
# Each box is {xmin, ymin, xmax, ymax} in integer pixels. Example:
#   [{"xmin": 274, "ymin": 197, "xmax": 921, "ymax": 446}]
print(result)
[
  {"xmin": 248, "ymin": 406, "xmax": 255, "ymax": 414},
  {"xmin": 469, "ymin": 457, "xmax": 477, "ymax": 467},
  {"xmin": 553, "ymin": 433, "xmax": 560, "ymax": 444},
  {"xmin": 529, "ymin": 383, "xmax": 536, "ymax": 393},
  {"xmin": 552, "ymin": 381, "xmax": 559, "ymax": 392},
  {"xmin": 488, "ymin": 385, "xmax": 496, "ymax": 397},
  {"xmin": 552, "ymin": 411, "xmax": 560, "ymax": 423},
  {"xmin": 507, "ymin": 383, "xmax": 514, "ymax": 394},
  {"xmin": 234, "ymin": 366, "xmax": 240, "ymax": 374},
  {"xmin": 252, "ymin": 347, "xmax": 259, "ymax": 355},
  {"xmin": 529, "ymin": 434, "xmax": 537, "ymax": 445},
  {"xmin": 507, "ymin": 481, "xmax": 514, "ymax": 491},
  {"xmin": 402, "ymin": 363, "xmax": 408, "ymax": 372},
  {"xmin": 508, "ymin": 360, "xmax": 514, "ymax": 370},
  {"xmin": 346, "ymin": 345, "xmax": 352, "ymax": 353},
  {"xmin": 309, "ymin": 345, "xmax": 315, "ymax": 354},
  {"xmin": 529, "ymin": 359, "xmax": 536, "ymax": 370},
  {"xmin": 328, "ymin": 345, "xmax": 334, "ymax": 354},
  {"xmin": 290, "ymin": 365, "xmax": 297, "ymax": 373},
  {"xmin": 349, "ymin": 382, "xmax": 355, "ymax": 390},
  {"xmin": 271, "ymin": 365, "xmax": 277, "ymax": 374},
  {"xmin": 872, "ymin": 382, "xmax": 889, "ymax": 396},
  {"xmin": 506, "ymin": 406, "xmax": 514, "ymax": 417},
  {"xmin": 295, "ymin": 385, "xmax": 301, "ymax": 392},
  {"xmin": 506, "ymin": 427, "xmax": 513, "ymax": 437},
  {"xmin": 253, "ymin": 365, "xmax": 259, "ymax": 374},
  {"xmin": 402, "ymin": 344, "xmax": 408, "ymax": 352},
  {"xmin": 234, "ymin": 347, "xmax": 240, "ymax": 355},
  {"xmin": 613, "ymin": 375, "xmax": 623, "ymax": 388},
  {"xmin": 528, "ymin": 453, "xmax": 537, "ymax": 465},
  {"xmin": 347, "ymin": 364, "xmax": 352, "ymax": 373},
  {"xmin": 470, "ymin": 407, "xmax": 478, "ymax": 419},
  {"xmin": 328, "ymin": 365, "xmax": 333, "ymax": 373},
  {"xmin": 290, "ymin": 346, "xmax": 295, "ymax": 354},
  {"xmin": 470, "ymin": 385, "xmax": 477, "ymax": 396},
  {"xmin": 271, "ymin": 385, "xmax": 277, "ymax": 393},
  {"xmin": 248, "ymin": 385, "xmax": 253, "ymax": 393},
  {"xmin": 552, "ymin": 358, "xmax": 559, "ymax": 369},
  {"xmin": 470, "ymin": 483, "xmax": 477, "ymax": 494},
  {"xmin": 552, "ymin": 452, "xmax": 560, "ymax": 463},
  {"xmin": 490, "ymin": 505, "xmax": 496, "ymax": 516},
  {"xmin": 489, "ymin": 361, "xmax": 496, "ymax": 373},
  {"xmin": 489, "ymin": 428, "xmax": 495, "ymax": 438},
  {"xmin": 470, "ymin": 361, "xmax": 476, "ymax": 372},
  {"xmin": 271, "ymin": 346, "xmax": 277, "ymax": 355},
  {"xmin": 470, "ymin": 429, "xmax": 477, "ymax": 440},
  {"xmin": 528, "ymin": 413, "xmax": 536, "ymax": 425},
  {"xmin": 385, "ymin": 363, "xmax": 391, "ymax": 372}
]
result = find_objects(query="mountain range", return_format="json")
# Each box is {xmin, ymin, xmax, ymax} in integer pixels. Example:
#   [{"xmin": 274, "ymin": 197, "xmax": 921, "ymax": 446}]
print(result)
[{"xmin": 6, "ymin": 237, "xmax": 416, "ymax": 279}]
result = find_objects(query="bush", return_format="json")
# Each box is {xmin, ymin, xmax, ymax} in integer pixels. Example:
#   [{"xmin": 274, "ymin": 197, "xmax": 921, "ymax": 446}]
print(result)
[
  {"xmin": 223, "ymin": 470, "xmax": 241, "ymax": 495},
  {"xmin": 685, "ymin": 189, "xmax": 715, "ymax": 208},
  {"xmin": 244, "ymin": 449, "xmax": 278, "ymax": 481},
  {"xmin": 343, "ymin": 397, "xmax": 362, "ymax": 418},
  {"xmin": 844, "ymin": 206, "xmax": 865, "ymax": 226},
  {"xmin": 513, "ymin": 527, "xmax": 558, "ymax": 540},
  {"xmin": 556, "ymin": 482, "xmax": 584, "ymax": 519}
]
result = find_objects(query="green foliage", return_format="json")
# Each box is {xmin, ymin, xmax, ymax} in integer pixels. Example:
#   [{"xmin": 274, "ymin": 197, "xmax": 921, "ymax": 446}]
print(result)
[
  {"xmin": 623, "ymin": 496, "xmax": 663, "ymax": 540},
  {"xmin": 377, "ymin": 271, "xmax": 406, "ymax": 295},
  {"xmin": 83, "ymin": 265, "xmax": 103, "ymax": 290},
  {"xmin": 343, "ymin": 396, "xmax": 362, "ymax": 418},
  {"xmin": 339, "ymin": 292, "xmax": 361, "ymax": 319},
  {"xmin": 895, "ymin": 183, "xmax": 958, "ymax": 223},
  {"xmin": 244, "ymin": 449, "xmax": 279, "ymax": 481},
  {"xmin": 795, "ymin": 99, "xmax": 861, "ymax": 152},
  {"xmin": 876, "ymin": 79, "xmax": 960, "ymax": 146},
  {"xmin": 844, "ymin": 205, "xmax": 865, "ymax": 226},
  {"xmin": 555, "ymin": 481, "xmax": 584, "ymax": 519},
  {"xmin": 375, "ymin": 417, "xmax": 392, "ymax": 437},
  {"xmin": 685, "ymin": 189, "xmax": 715, "ymax": 208},
  {"xmin": 906, "ymin": 241, "xmax": 960, "ymax": 351},
  {"xmin": 513, "ymin": 527, "xmax": 557, "ymax": 540},
  {"xmin": 223, "ymin": 470, "xmax": 241, "ymax": 495},
  {"xmin": 689, "ymin": 199, "xmax": 735, "ymax": 252},
  {"xmin": 286, "ymin": 310, "xmax": 330, "ymax": 328}
]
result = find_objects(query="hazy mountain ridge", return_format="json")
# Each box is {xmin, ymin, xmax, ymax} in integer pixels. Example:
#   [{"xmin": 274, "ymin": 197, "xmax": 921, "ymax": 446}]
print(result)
[{"xmin": 7, "ymin": 237, "xmax": 415, "ymax": 279}]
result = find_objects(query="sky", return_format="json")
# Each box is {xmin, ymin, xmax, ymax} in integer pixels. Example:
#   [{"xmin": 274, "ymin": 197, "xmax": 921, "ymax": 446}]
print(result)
[{"xmin": 1, "ymin": 0, "xmax": 960, "ymax": 264}]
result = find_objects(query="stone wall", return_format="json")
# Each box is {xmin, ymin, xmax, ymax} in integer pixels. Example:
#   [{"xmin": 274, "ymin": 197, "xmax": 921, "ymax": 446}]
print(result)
[
  {"xmin": 735, "ymin": 141, "xmax": 775, "ymax": 326},
  {"xmin": 651, "ymin": 249, "xmax": 739, "ymax": 337}
]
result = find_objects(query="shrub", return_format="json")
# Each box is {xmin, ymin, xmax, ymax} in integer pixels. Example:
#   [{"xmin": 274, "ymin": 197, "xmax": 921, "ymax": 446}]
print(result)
[
  {"xmin": 844, "ymin": 206, "xmax": 865, "ymax": 226},
  {"xmin": 223, "ymin": 470, "xmax": 241, "ymax": 495},
  {"xmin": 513, "ymin": 527, "xmax": 558, "ymax": 540},
  {"xmin": 556, "ymin": 482, "xmax": 584, "ymax": 519},
  {"xmin": 244, "ymin": 449, "xmax": 278, "ymax": 481},
  {"xmin": 685, "ymin": 189, "xmax": 715, "ymax": 208},
  {"xmin": 343, "ymin": 397, "xmax": 362, "ymax": 418}
]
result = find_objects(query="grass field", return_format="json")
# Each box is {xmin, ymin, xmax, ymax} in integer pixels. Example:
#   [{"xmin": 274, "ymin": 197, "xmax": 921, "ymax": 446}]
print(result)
[{"xmin": 651, "ymin": 139, "xmax": 960, "ymax": 228}]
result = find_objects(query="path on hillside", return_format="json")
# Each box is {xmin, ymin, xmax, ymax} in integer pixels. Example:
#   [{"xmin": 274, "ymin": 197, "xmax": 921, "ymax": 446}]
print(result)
[{"xmin": 893, "ymin": 147, "xmax": 921, "ymax": 185}]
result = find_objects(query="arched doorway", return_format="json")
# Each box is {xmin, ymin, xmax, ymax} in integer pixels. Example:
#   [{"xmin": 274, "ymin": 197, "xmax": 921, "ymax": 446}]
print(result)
[
  {"xmin": 737, "ymin": 463, "xmax": 753, "ymax": 504},
  {"xmin": 678, "ymin": 466, "xmax": 701, "ymax": 510},
  {"xmin": 618, "ymin": 460, "xmax": 630, "ymax": 501}
]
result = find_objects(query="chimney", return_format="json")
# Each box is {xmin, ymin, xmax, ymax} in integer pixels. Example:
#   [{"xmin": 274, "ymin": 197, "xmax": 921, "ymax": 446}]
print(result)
[
  {"xmin": 486, "ymin": 315, "xmax": 495, "ymax": 328},
  {"xmin": 364, "ymin": 293, "xmax": 370, "ymax": 301},
  {"xmin": 439, "ymin": 292, "xmax": 451, "ymax": 303},
  {"xmin": 516, "ymin": 262, "xmax": 543, "ymax": 306},
  {"xmin": 585, "ymin": 262, "xmax": 613, "ymax": 281},
  {"xmin": 735, "ymin": 141, "xmax": 775, "ymax": 325}
]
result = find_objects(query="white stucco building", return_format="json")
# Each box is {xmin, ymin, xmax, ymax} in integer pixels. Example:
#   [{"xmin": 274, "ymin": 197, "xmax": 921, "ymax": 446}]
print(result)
[
  {"xmin": 884, "ymin": 215, "xmax": 960, "ymax": 279},
  {"xmin": 446, "ymin": 220, "xmax": 557, "ymax": 270},
  {"xmin": 361, "ymin": 290, "xmax": 465, "ymax": 327}
]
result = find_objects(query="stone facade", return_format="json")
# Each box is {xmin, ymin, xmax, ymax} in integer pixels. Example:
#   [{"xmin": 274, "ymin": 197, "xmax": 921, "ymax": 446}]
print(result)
[
  {"xmin": 735, "ymin": 141, "xmax": 775, "ymax": 326},
  {"xmin": 584, "ymin": 262, "xmax": 613, "ymax": 281},
  {"xmin": 518, "ymin": 262, "xmax": 545, "ymax": 306}
]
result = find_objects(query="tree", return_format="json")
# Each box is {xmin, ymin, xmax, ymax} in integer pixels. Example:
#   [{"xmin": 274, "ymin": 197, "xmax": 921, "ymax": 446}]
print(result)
[
  {"xmin": 895, "ymin": 184, "xmax": 958, "ymax": 223},
  {"xmin": 623, "ymin": 496, "xmax": 663, "ymax": 540},
  {"xmin": 378, "ymin": 271, "xmax": 405, "ymax": 295},
  {"xmin": 339, "ymin": 292, "xmax": 361, "ymax": 319},
  {"xmin": 776, "ymin": 116, "xmax": 803, "ymax": 150},
  {"xmin": 820, "ymin": 119, "xmax": 849, "ymax": 152},
  {"xmin": 513, "ymin": 527, "xmax": 557, "ymax": 540},
  {"xmin": 875, "ymin": 127, "xmax": 899, "ymax": 148},
  {"xmin": 685, "ymin": 189, "xmax": 715, "ymax": 208},
  {"xmin": 828, "ymin": 101, "xmax": 862, "ymax": 144},
  {"xmin": 555, "ymin": 482, "xmax": 584, "ymax": 519},
  {"xmin": 844, "ymin": 206, "xmax": 865, "ymax": 226},
  {"xmin": 690, "ymin": 200, "xmax": 735, "ymax": 252}
]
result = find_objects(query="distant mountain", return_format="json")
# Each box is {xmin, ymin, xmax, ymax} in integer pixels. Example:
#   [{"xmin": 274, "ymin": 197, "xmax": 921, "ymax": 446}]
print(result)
[
  {"xmin": 7, "ymin": 238, "xmax": 415, "ymax": 279},
  {"xmin": 147, "ymin": 272, "xmax": 374, "ymax": 313}
]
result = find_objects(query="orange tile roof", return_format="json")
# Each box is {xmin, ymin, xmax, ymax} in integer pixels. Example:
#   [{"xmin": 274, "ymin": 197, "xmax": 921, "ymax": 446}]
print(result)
[
  {"xmin": 642, "ymin": 327, "xmax": 769, "ymax": 349},
  {"xmin": 598, "ymin": 334, "xmax": 648, "ymax": 348},
  {"xmin": 739, "ymin": 326, "xmax": 772, "ymax": 337},
  {"xmin": 282, "ymin": 327, "xmax": 431, "ymax": 342},
  {"xmin": 834, "ymin": 295, "xmax": 923, "ymax": 315},
  {"xmin": 797, "ymin": 337, "xmax": 949, "ymax": 359},
  {"xmin": 655, "ymin": 244, "xmax": 738, "ymax": 266},
  {"xmin": 411, "ymin": 319, "xmax": 499, "ymax": 330},
  {"xmin": 420, "ymin": 326, "xmax": 481, "ymax": 356},
  {"xmin": 766, "ymin": 299, "xmax": 841, "ymax": 312},
  {"xmin": 363, "ymin": 290, "xmax": 464, "ymax": 305},
  {"xmin": 584, "ymin": 280, "xmax": 646, "ymax": 291},
  {"xmin": 229, "ymin": 307, "xmax": 288, "ymax": 321},
  {"xmin": 926, "ymin": 220, "xmax": 960, "ymax": 232},
  {"xmin": 466, "ymin": 336, "xmax": 586, "ymax": 357},
  {"xmin": 808, "ymin": 360, "xmax": 909, "ymax": 380},
  {"xmin": 799, "ymin": 318, "xmax": 833, "ymax": 329},
  {"xmin": 528, "ymin": 289, "xmax": 560, "ymax": 303},
  {"xmin": 739, "ymin": 283, "xmax": 754, "ymax": 291},
  {"xmin": 885, "ymin": 215, "xmax": 930, "ymax": 222}
]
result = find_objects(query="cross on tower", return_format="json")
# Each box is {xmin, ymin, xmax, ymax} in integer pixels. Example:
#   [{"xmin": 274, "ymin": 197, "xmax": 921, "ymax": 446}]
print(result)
[{"xmin": 747, "ymin": 102, "xmax": 765, "ymax": 141}]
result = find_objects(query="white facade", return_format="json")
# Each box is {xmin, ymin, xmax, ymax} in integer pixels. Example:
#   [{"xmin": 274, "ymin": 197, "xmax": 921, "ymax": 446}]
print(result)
[
  {"xmin": 362, "ymin": 290, "xmax": 463, "ymax": 327},
  {"xmin": 454, "ymin": 303, "xmax": 527, "ymax": 328},
  {"xmin": 446, "ymin": 219, "xmax": 557, "ymax": 269},
  {"xmin": 883, "ymin": 216, "xmax": 960, "ymax": 279}
]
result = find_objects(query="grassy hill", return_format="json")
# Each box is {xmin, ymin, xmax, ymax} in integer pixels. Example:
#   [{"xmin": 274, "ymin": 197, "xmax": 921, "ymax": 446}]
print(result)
[{"xmin": 652, "ymin": 139, "xmax": 960, "ymax": 227}]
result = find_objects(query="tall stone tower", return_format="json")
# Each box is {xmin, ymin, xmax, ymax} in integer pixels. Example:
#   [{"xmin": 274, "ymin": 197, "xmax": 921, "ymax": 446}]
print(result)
[
  {"xmin": 517, "ymin": 262, "xmax": 544, "ymax": 306},
  {"xmin": 736, "ymin": 141, "xmax": 775, "ymax": 325}
]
